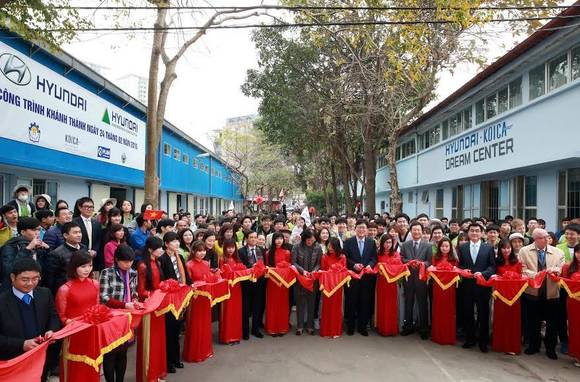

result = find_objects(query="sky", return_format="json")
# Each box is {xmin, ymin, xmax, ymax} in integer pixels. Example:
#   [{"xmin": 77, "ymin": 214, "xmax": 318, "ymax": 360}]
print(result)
[{"xmin": 62, "ymin": 1, "xmax": 557, "ymax": 150}]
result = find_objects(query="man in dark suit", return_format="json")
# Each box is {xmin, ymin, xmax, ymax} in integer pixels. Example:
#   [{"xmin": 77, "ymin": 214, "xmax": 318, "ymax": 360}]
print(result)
[
  {"xmin": 400, "ymin": 221, "xmax": 432, "ymax": 339},
  {"xmin": 0, "ymin": 258, "xmax": 61, "ymax": 380},
  {"xmin": 73, "ymin": 197, "xmax": 102, "ymax": 269},
  {"xmin": 238, "ymin": 230, "xmax": 266, "ymax": 339},
  {"xmin": 344, "ymin": 220, "xmax": 377, "ymax": 336},
  {"xmin": 457, "ymin": 223, "xmax": 496, "ymax": 352}
]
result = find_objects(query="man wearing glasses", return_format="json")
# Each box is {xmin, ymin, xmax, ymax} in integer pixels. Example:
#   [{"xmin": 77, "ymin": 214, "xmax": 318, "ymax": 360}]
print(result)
[
  {"xmin": 0, "ymin": 258, "xmax": 60, "ymax": 381},
  {"xmin": 0, "ymin": 217, "xmax": 49, "ymax": 289}
]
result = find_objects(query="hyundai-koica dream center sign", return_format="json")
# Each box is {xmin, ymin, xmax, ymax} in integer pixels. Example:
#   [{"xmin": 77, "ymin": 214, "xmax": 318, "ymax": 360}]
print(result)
[{"xmin": 0, "ymin": 41, "xmax": 146, "ymax": 171}]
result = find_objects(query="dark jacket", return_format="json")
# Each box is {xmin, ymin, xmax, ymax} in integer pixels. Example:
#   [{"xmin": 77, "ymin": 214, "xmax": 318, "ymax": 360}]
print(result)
[
  {"xmin": 0, "ymin": 286, "xmax": 60, "ymax": 360},
  {"xmin": 457, "ymin": 241, "xmax": 496, "ymax": 279},
  {"xmin": 43, "ymin": 224, "xmax": 65, "ymax": 251},
  {"xmin": 44, "ymin": 243, "xmax": 87, "ymax": 295},
  {"xmin": 400, "ymin": 239, "xmax": 432, "ymax": 266},
  {"xmin": 73, "ymin": 216, "xmax": 102, "ymax": 270},
  {"xmin": 159, "ymin": 253, "xmax": 192, "ymax": 285},
  {"xmin": 6, "ymin": 199, "xmax": 36, "ymax": 217},
  {"xmin": 291, "ymin": 242, "xmax": 322, "ymax": 274},
  {"xmin": 238, "ymin": 245, "xmax": 265, "ymax": 269},
  {"xmin": 0, "ymin": 237, "xmax": 44, "ymax": 290},
  {"xmin": 343, "ymin": 236, "xmax": 378, "ymax": 270}
]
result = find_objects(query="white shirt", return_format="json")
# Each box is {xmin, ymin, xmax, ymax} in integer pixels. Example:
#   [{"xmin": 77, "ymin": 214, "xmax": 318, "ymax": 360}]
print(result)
[
  {"xmin": 12, "ymin": 286, "xmax": 33, "ymax": 301},
  {"xmin": 82, "ymin": 216, "xmax": 93, "ymax": 249},
  {"xmin": 470, "ymin": 240, "xmax": 481, "ymax": 263}
]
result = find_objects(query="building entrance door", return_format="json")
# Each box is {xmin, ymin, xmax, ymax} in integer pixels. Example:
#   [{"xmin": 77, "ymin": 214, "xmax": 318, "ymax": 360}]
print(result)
[{"xmin": 110, "ymin": 187, "xmax": 127, "ymax": 208}]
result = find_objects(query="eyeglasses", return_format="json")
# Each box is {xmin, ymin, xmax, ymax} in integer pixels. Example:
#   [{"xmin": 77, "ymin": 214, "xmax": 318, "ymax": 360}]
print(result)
[
  {"xmin": 82, "ymin": 205, "xmax": 94, "ymax": 209},
  {"xmin": 17, "ymin": 276, "xmax": 41, "ymax": 284}
]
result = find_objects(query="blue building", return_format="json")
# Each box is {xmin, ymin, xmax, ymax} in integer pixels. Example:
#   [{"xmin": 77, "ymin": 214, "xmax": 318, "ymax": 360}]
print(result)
[
  {"xmin": 375, "ymin": 4, "xmax": 580, "ymax": 229},
  {"xmin": 0, "ymin": 30, "xmax": 242, "ymax": 215}
]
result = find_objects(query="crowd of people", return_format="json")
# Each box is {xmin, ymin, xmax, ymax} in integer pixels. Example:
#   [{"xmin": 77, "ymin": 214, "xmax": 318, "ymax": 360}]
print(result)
[{"xmin": 0, "ymin": 183, "xmax": 579, "ymax": 382}]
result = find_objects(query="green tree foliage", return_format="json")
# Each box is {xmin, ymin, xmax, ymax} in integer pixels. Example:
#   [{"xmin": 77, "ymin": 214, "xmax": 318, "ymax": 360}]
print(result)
[
  {"xmin": 246, "ymin": 0, "xmax": 561, "ymax": 214},
  {"xmin": 0, "ymin": 0, "xmax": 91, "ymax": 48}
]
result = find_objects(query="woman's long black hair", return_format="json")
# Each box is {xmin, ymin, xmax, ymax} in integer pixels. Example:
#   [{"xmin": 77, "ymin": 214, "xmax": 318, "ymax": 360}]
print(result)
[
  {"xmin": 142, "ymin": 236, "xmax": 164, "ymax": 291},
  {"xmin": 267, "ymin": 232, "xmax": 285, "ymax": 267},
  {"xmin": 495, "ymin": 238, "xmax": 519, "ymax": 266}
]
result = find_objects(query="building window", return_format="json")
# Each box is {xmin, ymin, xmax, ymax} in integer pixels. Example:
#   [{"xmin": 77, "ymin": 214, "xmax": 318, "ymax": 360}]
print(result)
[
  {"xmin": 558, "ymin": 168, "xmax": 580, "ymax": 221},
  {"xmin": 435, "ymin": 189, "xmax": 444, "ymax": 218},
  {"xmin": 32, "ymin": 179, "xmax": 58, "ymax": 204},
  {"xmin": 408, "ymin": 192, "xmax": 413, "ymax": 203},
  {"xmin": 475, "ymin": 99, "xmax": 485, "ymax": 125},
  {"xmin": 182, "ymin": 153, "xmax": 189, "ymax": 164},
  {"xmin": 192, "ymin": 159, "xmax": 198, "ymax": 169},
  {"xmin": 173, "ymin": 148, "xmax": 180, "ymax": 160},
  {"xmin": 529, "ymin": 64, "xmax": 546, "ymax": 100},
  {"xmin": 572, "ymin": 46, "xmax": 580, "ymax": 81},
  {"xmin": 515, "ymin": 176, "xmax": 537, "ymax": 221},
  {"xmin": 509, "ymin": 77, "xmax": 522, "ymax": 108},
  {"xmin": 549, "ymin": 53, "xmax": 569, "ymax": 91},
  {"xmin": 497, "ymin": 86, "xmax": 508, "ymax": 114},
  {"xmin": 451, "ymin": 185, "xmax": 464, "ymax": 219},
  {"xmin": 463, "ymin": 108, "xmax": 472, "ymax": 130},
  {"xmin": 485, "ymin": 93, "xmax": 497, "ymax": 120},
  {"xmin": 400, "ymin": 140, "xmax": 416, "ymax": 159},
  {"xmin": 441, "ymin": 120, "xmax": 449, "ymax": 140},
  {"xmin": 163, "ymin": 143, "xmax": 171, "ymax": 156}
]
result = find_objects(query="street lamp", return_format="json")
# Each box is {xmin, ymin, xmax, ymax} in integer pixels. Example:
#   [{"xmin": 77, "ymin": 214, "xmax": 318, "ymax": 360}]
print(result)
[{"xmin": 196, "ymin": 153, "xmax": 212, "ymax": 214}]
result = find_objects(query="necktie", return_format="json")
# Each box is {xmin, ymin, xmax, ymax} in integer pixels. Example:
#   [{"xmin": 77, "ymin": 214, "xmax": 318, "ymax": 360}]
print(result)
[
  {"xmin": 538, "ymin": 249, "xmax": 546, "ymax": 267},
  {"xmin": 251, "ymin": 248, "xmax": 256, "ymax": 263},
  {"xmin": 84, "ymin": 218, "xmax": 93, "ymax": 249},
  {"xmin": 470, "ymin": 244, "xmax": 478, "ymax": 263},
  {"xmin": 22, "ymin": 294, "xmax": 32, "ymax": 305},
  {"xmin": 358, "ymin": 240, "xmax": 364, "ymax": 257},
  {"xmin": 414, "ymin": 241, "xmax": 419, "ymax": 251}
]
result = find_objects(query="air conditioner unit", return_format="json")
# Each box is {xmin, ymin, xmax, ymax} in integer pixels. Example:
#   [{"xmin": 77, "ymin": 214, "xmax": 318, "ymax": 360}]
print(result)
[{"xmin": 421, "ymin": 191, "xmax": 429, "ymax": 203}]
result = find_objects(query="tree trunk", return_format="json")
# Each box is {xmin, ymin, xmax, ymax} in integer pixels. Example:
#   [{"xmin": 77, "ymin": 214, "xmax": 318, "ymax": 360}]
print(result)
[
  {"xmin": 387, "ymin": 130, "xmax": 402, "ymax": 214},
  {"xmin": 330, "ymin": 163, "xmax": 339, "ymax": 213},
  {"xmin": 363, "ymin": 143, "xmax": 377, "ymax": 215},
  {"xmin": 144, "ymin": 5, "xmax": 168, "ymax": 208},
  {"xmin": 341, "ymin": 163, "xmax": 353, "ymax": 213}
]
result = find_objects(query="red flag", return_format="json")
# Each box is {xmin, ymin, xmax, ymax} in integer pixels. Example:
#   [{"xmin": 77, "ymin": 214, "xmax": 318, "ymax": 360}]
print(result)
[{"xmin": 143, "ymin": 210, "xmax": 164, "ymax": 220}]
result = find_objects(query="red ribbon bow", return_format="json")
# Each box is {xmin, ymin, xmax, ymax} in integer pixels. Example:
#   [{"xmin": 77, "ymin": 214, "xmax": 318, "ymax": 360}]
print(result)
[
  {"xmin": 81, "ymin": 304, "xmax": 113, "ymax": 324},
  {"xmin": 159, "ymin": 279, "xmax": 181, "ymax": 292}
]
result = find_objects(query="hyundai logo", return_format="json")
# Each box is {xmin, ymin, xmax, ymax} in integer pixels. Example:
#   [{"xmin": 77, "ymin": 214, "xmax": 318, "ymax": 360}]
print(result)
[{"xmin": 0, "ymin": 53, "xmax": 32, "ymax": 86}]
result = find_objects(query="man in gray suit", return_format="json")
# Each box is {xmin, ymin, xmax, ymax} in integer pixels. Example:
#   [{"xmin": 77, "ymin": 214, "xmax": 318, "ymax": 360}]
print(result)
[
  {"xmin": 400, "ymin": 221, "xmax": 432, "ymax": 339},
  {"xmin": 292, "ymin": 229, "xmax": 322, "ymax": 335}
]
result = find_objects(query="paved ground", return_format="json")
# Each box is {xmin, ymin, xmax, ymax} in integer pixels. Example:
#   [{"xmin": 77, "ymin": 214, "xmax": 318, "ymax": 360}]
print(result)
[{"xmin": 117, "ymin": 322, "xmax": 579, "ymax": 382}]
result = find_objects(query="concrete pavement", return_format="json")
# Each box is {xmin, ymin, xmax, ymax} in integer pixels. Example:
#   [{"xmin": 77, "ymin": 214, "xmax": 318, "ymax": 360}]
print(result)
[{"xmin": 119, "ymin": 323, "xmax": 578, "ymax": 382}]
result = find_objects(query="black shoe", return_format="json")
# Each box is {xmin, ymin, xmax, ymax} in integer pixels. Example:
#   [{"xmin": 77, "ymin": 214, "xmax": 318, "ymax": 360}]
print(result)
[
  {"xmin": 400, "ymin": 328, "xmax": 415, "ymax": 336},
  {"xmin": 524, "ymin": 347, "xmax": 538, "ymax": 355},
  {"xmin": 167, "ymin": 365, "xmax": 176, "ymax": 373},
  {"xmin": 252, "ymin": 331, "xmax": 264, "ymax": 338},
  {"xmin": 420, "ymin": 331, "xmax": 429, "ymax": 340},
  {"xmin": 358, "ymin": 329, "xmax": 369, "ymax": 337},
  {"xmin": 462, "ymin": 341, "xmax": 476, "ymax": 349},
  {"xmin": 243, "ymin": 334, "xmax": 250, "ymax": 340},
  {"xmin": 174, "ymin": 362, "xmax": 184, "ymax": 369},
  {"xmin": 546, "ymin": 350, "xmax": 558, "ymax": 360},
  {"xmin": 306, "ymin": 328, "xmax": 315, "ymax": 336},
  {"xmin": 295, "ymin": 329, "xmax": 303, "ymax": 336},
  {"xmin": 347, "ymin": 328, "xmax": 354, "ymax": 336},
  {"xmin": 479, "ymin": 343, "xmax": 489, "ymax": 353}
]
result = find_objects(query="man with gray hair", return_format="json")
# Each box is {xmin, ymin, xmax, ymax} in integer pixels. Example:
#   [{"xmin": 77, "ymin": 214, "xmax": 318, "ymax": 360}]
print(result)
[{"xmin": 518, "ymin": 228, "xmax": 565, "ymax": 360}]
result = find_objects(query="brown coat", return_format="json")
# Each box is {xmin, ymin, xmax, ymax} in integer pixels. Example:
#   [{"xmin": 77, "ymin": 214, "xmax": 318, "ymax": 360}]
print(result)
[{"xmin": 518, "ymin": 244, "xmax": 564, "ymax": 299}]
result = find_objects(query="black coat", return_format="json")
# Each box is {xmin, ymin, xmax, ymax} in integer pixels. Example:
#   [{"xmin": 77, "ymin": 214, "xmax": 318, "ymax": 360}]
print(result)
[
  {"xmin": 343, "ymin": 236, "xmax": 377, "ymax": 270},
  {"xmin": 0, "ymin": 286, "xmax": 61, "ymax": 360},
  {"xmin": 457, "ymin": 242, "xmax": 496, "ymax": 279},
  {"xmin": 44, "ymin": 243, "xmax": 87, "ymax": 295},
  {"xmin": 159, "ymin": 253, "xmax": 191, "ymax": 285},
  {"xmin": 238, "ymin": 246, "xmax": 265, "ymax": 269}
]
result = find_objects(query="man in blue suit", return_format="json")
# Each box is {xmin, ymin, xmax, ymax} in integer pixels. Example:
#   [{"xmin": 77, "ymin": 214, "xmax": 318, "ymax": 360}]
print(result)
[
  {"xmin": 457, "ymin": 223, "xmax": 496, "ymax": 352},
  {"xmin": 343, "ymin": 220, "xmax": 377, "ymax": 336}
]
